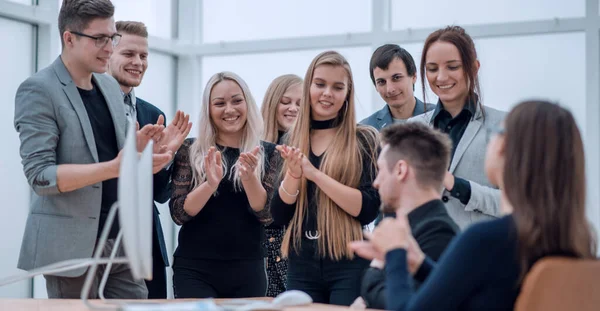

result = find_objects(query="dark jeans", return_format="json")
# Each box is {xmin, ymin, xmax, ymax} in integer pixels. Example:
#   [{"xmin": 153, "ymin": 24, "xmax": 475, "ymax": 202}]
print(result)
[
  {"xmin": 172, "ymin": 257, "xmax": 266, "ymax": 299},
  {"xmin": 286, "ymin": 239, "xmax": 369, "ymax": 306}
]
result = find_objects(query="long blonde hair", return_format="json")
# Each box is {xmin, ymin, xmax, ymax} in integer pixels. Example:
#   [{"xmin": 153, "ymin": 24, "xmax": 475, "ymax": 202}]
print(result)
[
  {"xmin": 261, "ymin": 74, "xmax": 303, "ymax": 143},
  {"xmin": 189, "ymin": 71, "xmax": 265, "ymax": 191},
  {"xmin": 282, "ymin": 51, "xmax": 378, "ymax": 260}
]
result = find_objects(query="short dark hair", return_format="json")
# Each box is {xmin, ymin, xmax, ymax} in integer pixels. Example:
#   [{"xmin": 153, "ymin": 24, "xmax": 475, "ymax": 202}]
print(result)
[
  {"xmin": 58, "ymin": 0, "xmax": 115, "ymax": 47},
  {"xmin": 369, "ymin": 44, "xmax": 417, "ymax": 85},
  {"xmin": 116, "ymin": 21, "xmax": 148, "ymax": 38},
  {"xmin": 380, "ymin": 122, "xmax": 451, "ymax": 190}
]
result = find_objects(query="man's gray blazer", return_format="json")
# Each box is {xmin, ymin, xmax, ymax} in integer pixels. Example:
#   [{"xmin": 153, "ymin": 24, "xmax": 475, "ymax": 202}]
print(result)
[
  {"xmin": 14, "ymin": 56, "xmax": 127, "ymax": 277},
  {"xmin": 360, "ymin": 97, "xmax": 435, "ymax": 131},
  {"xmin": 409, "ymin": 105, "xmax": 506, "ymax": 229}
]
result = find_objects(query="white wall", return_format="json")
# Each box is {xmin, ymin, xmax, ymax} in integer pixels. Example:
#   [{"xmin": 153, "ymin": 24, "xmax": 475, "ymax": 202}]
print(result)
[{"xmin": 0, "ymin": 17, "xmax": 35, "ymax": 298}]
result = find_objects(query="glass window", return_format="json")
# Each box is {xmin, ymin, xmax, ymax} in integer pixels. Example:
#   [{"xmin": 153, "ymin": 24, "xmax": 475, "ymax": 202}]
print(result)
[
  {"xmin": 0, "ymin": 17, "xmax": 34, "ymax": 298},
  {"xmin": 203, "ymin": 0, "xmax": 372, "ymax": 43},
  {"xmin": 476, "ymin": 33, "xmax": 585, "ymax": 129},
  {"xmin": 390, "ymin": 33, "xmax": 586, "ymax": 131},
  {"xmin": 201, "ymin": 47, "xmax": 373, "ymax": 122},
  {"xmin": 6, "ymin": 0, "xmax": 32, "ymax": 5},
  {"xmin": 58, "ymin": 0, "xmax": 175, "ymax": 38},
  {"xmin": 135, "ymin": 52, "xmax": 177, "ymax": 117},
  {"xmin": 392, "ymin": 0, "xmax": 584, "ymax": 30}
]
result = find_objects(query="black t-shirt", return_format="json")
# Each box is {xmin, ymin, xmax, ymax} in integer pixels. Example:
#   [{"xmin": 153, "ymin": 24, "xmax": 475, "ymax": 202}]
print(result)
[{"xmin": 78, "ymin": 83, "xmax": 120, "ymax": 239}]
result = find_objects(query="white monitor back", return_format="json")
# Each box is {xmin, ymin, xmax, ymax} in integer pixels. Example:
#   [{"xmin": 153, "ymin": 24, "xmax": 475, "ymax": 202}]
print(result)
[
  {"xmin": 118, "ymin": 122, "xmax": 153, "ymax": 280},
  {"xmin": 137, "ymin": 140, "xmax": 153, "ymax": 280}
]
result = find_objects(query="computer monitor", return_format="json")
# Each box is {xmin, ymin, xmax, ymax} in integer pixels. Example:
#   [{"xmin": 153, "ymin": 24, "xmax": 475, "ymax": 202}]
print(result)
[{"xmin": 118, "ymin": 121, "xmax": 153, "ymax": 281}]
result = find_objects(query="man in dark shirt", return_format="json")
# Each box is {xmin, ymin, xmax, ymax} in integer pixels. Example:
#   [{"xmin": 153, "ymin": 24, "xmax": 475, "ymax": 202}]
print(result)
[
  {"xmin": 108, "ymin": 20, "xmax": 191, "ymax": 299},
  {"xmin": 350, "ymin": 123, "xmax": 459, "ymax": 309}
]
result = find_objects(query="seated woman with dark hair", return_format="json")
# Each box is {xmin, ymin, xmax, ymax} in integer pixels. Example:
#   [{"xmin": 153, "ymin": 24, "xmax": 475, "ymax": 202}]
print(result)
[{"xmin": 352, "ymin": 100, "xmax": 597, "ymax": 310}]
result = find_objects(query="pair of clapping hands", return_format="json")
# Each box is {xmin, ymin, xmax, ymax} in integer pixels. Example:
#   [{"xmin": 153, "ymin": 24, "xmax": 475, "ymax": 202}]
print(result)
[
  {"xmin": 203, "ymin": 145, "xmax": 262, "ymax": 190},
  {"xmin": 133, "ymin": 110, "xmax": 192, "ymax": 173},
  {"xmin": 276, "ymin": 145, "xmax": 320, "ymax": 181},
  {"xmin": 350, "ymin": 211, "xmax": 425, "ymax": 274}
]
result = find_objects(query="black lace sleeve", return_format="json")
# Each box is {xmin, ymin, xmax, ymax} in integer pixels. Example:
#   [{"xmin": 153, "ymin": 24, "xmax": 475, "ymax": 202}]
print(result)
[
  {"xmin": 253, "ymin": 141, "xmax": 280, "ymax": 225},
  {"xmin": 168, "ymin": 138, "xmax": 195, "ymax": 225}
]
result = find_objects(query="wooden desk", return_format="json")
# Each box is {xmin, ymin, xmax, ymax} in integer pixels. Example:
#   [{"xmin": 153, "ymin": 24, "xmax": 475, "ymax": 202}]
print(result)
[{"xmin": 0, "ymin": 299, "xmax": 382, "ymax": 311}]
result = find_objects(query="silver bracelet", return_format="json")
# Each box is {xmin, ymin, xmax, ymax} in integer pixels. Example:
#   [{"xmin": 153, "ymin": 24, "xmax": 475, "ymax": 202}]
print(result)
[{"xmin": 280, "ymin": 183, "xmax": 299, "ymax": 197}]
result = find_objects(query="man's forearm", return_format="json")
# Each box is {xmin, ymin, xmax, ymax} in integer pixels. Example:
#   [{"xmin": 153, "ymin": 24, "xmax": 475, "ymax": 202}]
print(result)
[{"xmin": 56, "ymin": 161, "xmax": 118, "ymax": 193}]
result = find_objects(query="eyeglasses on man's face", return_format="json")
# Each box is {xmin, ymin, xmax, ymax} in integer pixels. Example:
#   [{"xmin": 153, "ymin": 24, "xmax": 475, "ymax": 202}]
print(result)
[{"xmin": 70, "ymin": 31, "xmax": 122, "ymax": 48}]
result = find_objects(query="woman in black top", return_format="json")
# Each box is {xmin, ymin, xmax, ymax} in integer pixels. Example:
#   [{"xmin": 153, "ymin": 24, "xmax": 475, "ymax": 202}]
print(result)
[
  {"xmin": 169, "ymin": 71, "xmax": 278, "ymax": 299},
  {"xmin": 259, "ymin": 74, "xmax": 302, "ymax": 297},
  {"xmin": 411, "ymin": 25, "xmax": 506, "ymax": 229},
  {"xmin": 270, "ymin": 51, "xmax": 380, "ymax": 306},
  {"xmin": 353, "ymin": 100, "xmax": 597, "ymax": 310}
]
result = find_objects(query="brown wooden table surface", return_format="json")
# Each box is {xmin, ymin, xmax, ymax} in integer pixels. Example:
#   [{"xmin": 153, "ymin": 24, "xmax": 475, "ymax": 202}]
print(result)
[{"xmin": 0, "ymin": 298, "xmax": 383, "ymax": 311}]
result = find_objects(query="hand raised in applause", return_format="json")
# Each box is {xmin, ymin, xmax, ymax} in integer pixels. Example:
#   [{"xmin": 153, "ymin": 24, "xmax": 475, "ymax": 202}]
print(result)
[
  {"xmin": 136, "ymin": 122, "xmax": 166, "ymax": 154},
  {"xmin": 154, "ymin": 110, "xmax": 193, "ymax": 155},
  {"xmin": 205, "ymin": 147, "xmax": 223, "ymax": 191},
  {"xmin": 300, "ymin": 153, "xmax": 321, "ymax": 181},
  {"xmin": 112, "ymin": 148, "xmax": 172, "ymax": 175},
  {"xmin": 364, "ymin": 215, "xmax": 425, "ymax": 275},
  {"xmin": 276, "ymin": 145, "xmax": 303, "ymax": 180},
  {"xmin": 238, "ymin": 146, "xmax": 260, "ymax": 181}
]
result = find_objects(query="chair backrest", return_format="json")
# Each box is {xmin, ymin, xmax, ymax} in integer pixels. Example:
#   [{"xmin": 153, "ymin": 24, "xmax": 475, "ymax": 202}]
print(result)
[{"xmin": 514, "ymin": 257, "xmax": 600, "ymax": 311}]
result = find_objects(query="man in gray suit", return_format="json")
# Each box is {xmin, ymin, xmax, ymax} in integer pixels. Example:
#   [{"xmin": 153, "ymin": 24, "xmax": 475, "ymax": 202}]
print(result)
[
  {"xmin": 13, "ymin": 0, "xmax": 172, "ymax": 299},
  {"xmin": 360, "ymin": 44, "xmax": 435, "ymax": 130}
]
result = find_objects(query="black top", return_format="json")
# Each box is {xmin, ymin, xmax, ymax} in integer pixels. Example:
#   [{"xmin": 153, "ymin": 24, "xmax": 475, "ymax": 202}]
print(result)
[
  {"xmin": 169, "ymin": 139, "xmax": 278, "ymax": 260},
  {"xmin": 385, "ymin": 215, "xmax": 521, "ymax": 311},
  {"xmin": 276, "ymin": 130, "xmax": 286, "ymax": 145},
  {"xmin": 269, "ymin": 130, "xmax": 380, "ymax": 256},
  {"xmin": 78, "ymin": 83, "xmax": 120, "ymax": 239},
  {"xmin": 361, "ymin": 199, "xmax": 460, "ymax": 309},
  {"xmin": 432, "ymin": 99, "xmax": 475, "ymax": 205}
]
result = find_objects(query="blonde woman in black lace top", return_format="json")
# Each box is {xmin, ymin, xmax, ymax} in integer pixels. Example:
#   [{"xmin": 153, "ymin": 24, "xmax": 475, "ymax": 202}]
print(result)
[{"xmin": 169, "ymin": 71, "xmax": 279, "ymax": 298}]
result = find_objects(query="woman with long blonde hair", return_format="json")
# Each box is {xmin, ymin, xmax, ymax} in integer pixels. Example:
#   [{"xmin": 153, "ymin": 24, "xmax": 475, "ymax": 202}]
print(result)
[
  {"xmin": 260, "ymin": 74, "xmax": 303, "ymax": 297},
  {"xmin": 261, "ymin": 74, "xmax": 302, "ymax": 145},
  {"xmin": 269, "ymin": 51, "xmax": 380, "ymax": 305},
  {"xmin": 169, "ymin": 72, "xmax": 278, "ymax": 298}
]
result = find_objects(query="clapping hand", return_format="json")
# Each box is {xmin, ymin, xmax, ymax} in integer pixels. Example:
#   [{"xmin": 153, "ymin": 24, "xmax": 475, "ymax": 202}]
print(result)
[
  {"xmin": 350, "ymin": 214, "xmax": 425, "ymax": 275},
  {"xmin": 300, "ymin": 153, "xmax": 320, "ymax": 181},
  {"xmin": 238, "ymin": 146, "xmax": 260, "ymax": 181},
  {"xmin": 136, "ymin": 122, "xmax": 166, "ymax": 153},
  {"xmin": 205, "ymin": 147, "xmax": 223, "ymax": 191},
  {"xmin": 276, "ymin": 145, "xmax": 303, "ymax": 180},
  {"xmin": 155, "ymin": 111, "xmax": 193, "ymax": 155}
]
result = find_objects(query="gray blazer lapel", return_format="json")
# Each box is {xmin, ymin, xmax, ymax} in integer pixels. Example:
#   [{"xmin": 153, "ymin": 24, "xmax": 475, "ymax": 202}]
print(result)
[
  {"xmin": 93, "ymin": 74, "xmax": 127, "ymax": 149},
  {"xmin": 449, "ymin": 110, "xmax": 483, "ymax": 173},
  {"xmin": 53, "ymin": 58, "xmax": 99, "ymax": 163},
  {"xmin": 377, "ymin": 106, "xmax": 393, "ymax": 129}
]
